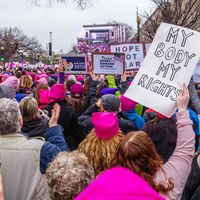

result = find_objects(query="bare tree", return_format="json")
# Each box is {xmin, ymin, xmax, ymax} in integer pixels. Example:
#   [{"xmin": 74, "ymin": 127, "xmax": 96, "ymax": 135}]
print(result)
[
  {"xmin": 141, "ymin": 0, "xmax": 200, "ymax": 42},
  {"xmin": 108, "ymin": 21, "xmax": 135, "ymax": 42},
  {"xmin": 0, "ymin": 27, "xmax": 43, "ymax": 62},
  {"xmin": 32, "ymin": 0, "xmax": 93, "ymax": 10}
]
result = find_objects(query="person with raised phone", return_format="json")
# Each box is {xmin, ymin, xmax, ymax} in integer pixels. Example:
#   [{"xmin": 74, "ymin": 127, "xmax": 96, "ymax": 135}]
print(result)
[{"xmin": 111, "ymin": 84, "xmax": 195, "ymax": 200}]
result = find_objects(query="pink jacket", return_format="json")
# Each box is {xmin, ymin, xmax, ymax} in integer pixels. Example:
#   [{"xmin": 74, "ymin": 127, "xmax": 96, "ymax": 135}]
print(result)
[
  {"xmin": 75, "ymin": 167, "xmax": 164, "ymax": 200},
  {"xmin": 154, "ymin": 110, "xmax": 195, "ymax": 200}
]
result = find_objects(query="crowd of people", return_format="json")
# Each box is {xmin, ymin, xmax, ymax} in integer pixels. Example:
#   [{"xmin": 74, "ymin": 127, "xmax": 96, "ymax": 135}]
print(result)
[{"xmin": 0, "ymin": 63, "xmax": 199, "ymax": 200}]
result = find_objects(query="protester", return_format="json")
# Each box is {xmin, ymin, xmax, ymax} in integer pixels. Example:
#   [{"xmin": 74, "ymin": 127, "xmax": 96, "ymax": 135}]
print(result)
[
  {"xmin": 0, "ymin": 76, "xmax": 19, "ymax": 89},
  {"xmin": 34, "ymin": 83, "xmax": 50, "ymax": 109},
  {"xmin": 19, "ymin": 75, "xmax": 33, "ymax": 95},
  {"xmin": 19, "ymin": 96, "xmax": 49, "ymax": 137},
  {"xmin": 120, "ymin": 95, "xmax": 145, "ymax": 130},
  {"xmin": 181, "ymin": 153, "xmax": 200, "ymax": 200},
  {"xmin": 143, "ymin": 115, "xmax": 178, "ymax": 163},
  {"xmin": 46, "ymin": 151, "xmax": 94, "ymax": 200},
  {"xmin": 43, "ymin": 83, "xmax": 83, "ymax": 150},
  {"xmin": 188, "ymin": 79, "xmax": 200, "ymax": 114},
  {"xmin": 76, "ymin": 167, "xmax": 164, "ymax": 200},
  {"xmin": 78, "ymin": 94, "xmax": 137, "ymax": 136},
  {"xmin": 78, "ymin": 112, "xmax": 124, "ymax": 175},
  {"xmin": 111, "ymin": 84, "xmax": 195, "ymax": 200},
  {"xmin": 68, "ymin": 83, "xmax": 88, "ymax": 116},
  {"xmin": 0, "ymin": 98, "xmax": 69, "ymax": 200},
  {"xmin": 0, "ymin": 85, "xmax": 16, "ymax": 99}
]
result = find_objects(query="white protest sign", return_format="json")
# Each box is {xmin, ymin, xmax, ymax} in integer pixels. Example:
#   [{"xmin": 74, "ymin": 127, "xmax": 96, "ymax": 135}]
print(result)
[
  {"xmin": 110, "ymin": 43, "xmax": 144, "ymax": 70},
  {"xmin": 193, "ymin": 59, "xmax": 200, "ymax": 83},
  {"xmin": 125, "ymin": 23, "xmax": 200, "ymax": 117},
  {"xmin": 145, "ymin": 43, "xmax": 151, "ymax": 54},
  {"xmin": 92, "ymin": 53, "xmax": 125, "ymax": 75}
]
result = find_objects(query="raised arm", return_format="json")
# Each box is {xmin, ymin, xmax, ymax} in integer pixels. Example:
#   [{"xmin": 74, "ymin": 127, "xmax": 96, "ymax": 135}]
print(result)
[{"xmin": 157, "ymin": 84, "xmax": 195, "ymax": 198}]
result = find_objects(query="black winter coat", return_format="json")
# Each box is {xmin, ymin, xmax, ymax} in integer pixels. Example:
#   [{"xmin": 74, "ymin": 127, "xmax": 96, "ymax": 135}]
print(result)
[
  {"xmin": 43, "ymin": 100, "xmax": 83, "ymax": 150},
  {"xmin": 181, "ymin": 154, "xmax": 200, "ymax": 200},
  {"xmin": 22, "ymin": 116, "xmax": 48, "ymax": 138}
]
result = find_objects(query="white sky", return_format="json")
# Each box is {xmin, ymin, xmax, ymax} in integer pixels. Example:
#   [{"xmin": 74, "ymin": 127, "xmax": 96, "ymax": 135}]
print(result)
[{"xmin": 0, "ymin": 0, "xmax": 154, "ymax": 52}]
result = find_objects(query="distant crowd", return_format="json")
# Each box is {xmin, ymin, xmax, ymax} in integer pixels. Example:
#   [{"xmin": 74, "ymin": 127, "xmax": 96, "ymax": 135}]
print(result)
[{"xmin": 0, "ymin": 63, "xmax": 199, "ymax": 200}]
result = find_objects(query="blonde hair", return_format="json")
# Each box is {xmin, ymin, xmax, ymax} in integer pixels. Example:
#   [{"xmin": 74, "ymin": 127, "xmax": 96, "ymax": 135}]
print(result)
[
  {"xmin": 20, "ymin": 75, "xmax": 33, "ymax": 88},
  {"xmin": 78, "ymin": 130, "xmax": 124, "ymax": 175},
  {"xmin": 19, "ymin": 97, "xmax": 40, "ymax": 123},
  {"xmin": 46, "ymin": 151, "xmax": 94, "ymax": 200}
]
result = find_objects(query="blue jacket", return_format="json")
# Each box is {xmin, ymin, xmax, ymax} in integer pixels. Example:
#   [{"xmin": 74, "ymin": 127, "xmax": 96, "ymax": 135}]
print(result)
[
  {"xmin": 40, "ymin": 125, "xmax": 69, "ymax": 173},
  {"xmin": 173, "ymin": 108, "xmax": 199, "ymax": 136},
  {"xmin": 124, "ymin": 110, "xmax": 145, "ymax": 130}
]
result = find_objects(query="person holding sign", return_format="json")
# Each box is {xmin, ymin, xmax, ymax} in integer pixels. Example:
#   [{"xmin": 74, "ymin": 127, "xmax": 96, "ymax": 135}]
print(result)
[{"xmin": 112, "ymin": 84, "xmax": 195, "ymax": 200}]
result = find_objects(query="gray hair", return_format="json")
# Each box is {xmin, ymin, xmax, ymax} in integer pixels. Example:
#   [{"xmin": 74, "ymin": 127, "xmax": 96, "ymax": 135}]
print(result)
[
  {"xmin": 46, "ymin": 151, "xmax": 95, "ymax": 200},
  {"xmin": 0, "ymin": 98, "xmax": 21, "ymax": 135}
]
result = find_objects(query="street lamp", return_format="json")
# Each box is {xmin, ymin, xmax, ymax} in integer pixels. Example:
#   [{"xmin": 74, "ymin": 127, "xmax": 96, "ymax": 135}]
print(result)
[
  {"xmin": 136, "ymin": 8, "xmax": 141, "ymax": 42},
  {"xmin": 0, "ymin": 46, "xmax": 5, "ymax": 62}
]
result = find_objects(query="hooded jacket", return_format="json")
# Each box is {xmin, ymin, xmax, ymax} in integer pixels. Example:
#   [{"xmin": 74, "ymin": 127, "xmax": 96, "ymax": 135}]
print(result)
[
  {"xmin": 22, "ymin": 116, "xmax": 48, "ymax": 138},
  {"xmin": 123, "ymin": 110, "xmax": 145, "ymax": 130}
]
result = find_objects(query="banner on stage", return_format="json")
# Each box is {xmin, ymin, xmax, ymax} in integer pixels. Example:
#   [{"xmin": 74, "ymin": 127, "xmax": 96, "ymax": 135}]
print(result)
[
  {"xmin": 92, "ymin": 53, "xmax": 125, "ymax": 75},
  {"xmin": 125, "ymin": 23, "xmax": 200, "ymax": 117},
  {"xmin": 110, "ymin": 43, "xmax": 144, "ymax": 70},
  {"xmin": 60, "ymin": 54, "xmax": 87, "ymax": 74}
]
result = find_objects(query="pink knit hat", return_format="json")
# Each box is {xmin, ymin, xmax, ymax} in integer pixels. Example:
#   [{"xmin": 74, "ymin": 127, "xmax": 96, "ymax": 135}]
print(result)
[
  {"xmin": 36, "ymin": 78, "xmax": 48, "ymax": 85},
  {"xmin": 77, "ymin": 75, "xmax": 84, "ymax": 82},
  {"xmin": 120, "ymin": 95, "xmax": 137, "ymax": 111},
  {"xmin": 1, "ymin": 74, "xmax": 11, "ymax": 80},
  {"xmin": 39, "ymin": 74, "xmax": 48, "ymax": 80},
  {"xmin": 0, "ymin": 76, "xmax": 20, "ymax": 89},
  {"xmin": 70, "ymin": 83, "xmax": 84, "ymax": 97},
  {"xmin": 39, "ymin": 89, "xmax": 49, "ymax": 104},
  {"xmin": 75, "ymin": 167, "xmax": 164, "ymax": 200},
  {"xmin": 91, "ymin": 112, "xmax": 119, "ymax": 140},
  {"xmin": 49, "ymin": 84, "xmax": 65, "ymax": 102}
]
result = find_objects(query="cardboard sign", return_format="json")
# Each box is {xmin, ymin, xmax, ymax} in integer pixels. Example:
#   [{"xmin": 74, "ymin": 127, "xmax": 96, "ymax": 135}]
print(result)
[
  {"xmin": 125, "ymin": 23, "xmax": 200, "ymax": 117},
  {"xmin": 110, "ymin": 43, "xmax": 144, "ymax": 70},
  {"xmin": 61, "ymin": 54, "xmax": 87, "ymax": 74},
  {"xmin": 92, "ymin": 53, "xmax": 125, "ymax": 75}
]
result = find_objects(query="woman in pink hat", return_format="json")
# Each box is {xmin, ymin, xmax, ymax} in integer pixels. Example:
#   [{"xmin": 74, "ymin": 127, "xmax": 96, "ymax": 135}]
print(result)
[
  {"xmin": 42, "ymin": 84, "xmax": 83, "ymax": 150},
  {"xmin": 111, "ymin": 85, "xmax": 195, "ymax": 200},
  {"xmin": 34, "ymin": 83, "xmax": 50, "ymax": 109},
  {"xmin": 67, "ymin": 83, "xmax": 88, "ymax": 116},
  {"xmin": 75, "ymin": 167, "xmax": 164, "ymax": 200},
  {"xmin": 0, "ymin": 76, "xmax": 20, "ymax": 89},
  {"xmin": 78, "ymin": 112, "xmax": 124, "ymax": 176}
]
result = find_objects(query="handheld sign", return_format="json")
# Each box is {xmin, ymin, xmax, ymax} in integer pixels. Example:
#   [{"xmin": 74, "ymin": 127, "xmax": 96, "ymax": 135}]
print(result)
[
  {"xmin": 110, "ymin": 43, "xmax": 144, "ymax": 70},
  {"xmin": 145, "ymin": 43, "xmax": 151, "ymax": 54},
  {"xmin": 60, "ymin": 54, "xmax": 87, "ymax": 74},
  {"xmin": 92, "ymin": 53, "xmax": 125, "ymax": 75},
  {"xmin": 124, "ymin": 23, "xmax": 200, "ymax": 117}
]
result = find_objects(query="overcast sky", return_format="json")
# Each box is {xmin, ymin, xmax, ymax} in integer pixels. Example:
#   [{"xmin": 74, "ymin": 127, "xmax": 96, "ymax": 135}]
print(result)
[{"xmin": 0, "ymin": 0, "xmax": 153, "ymax": 52}]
